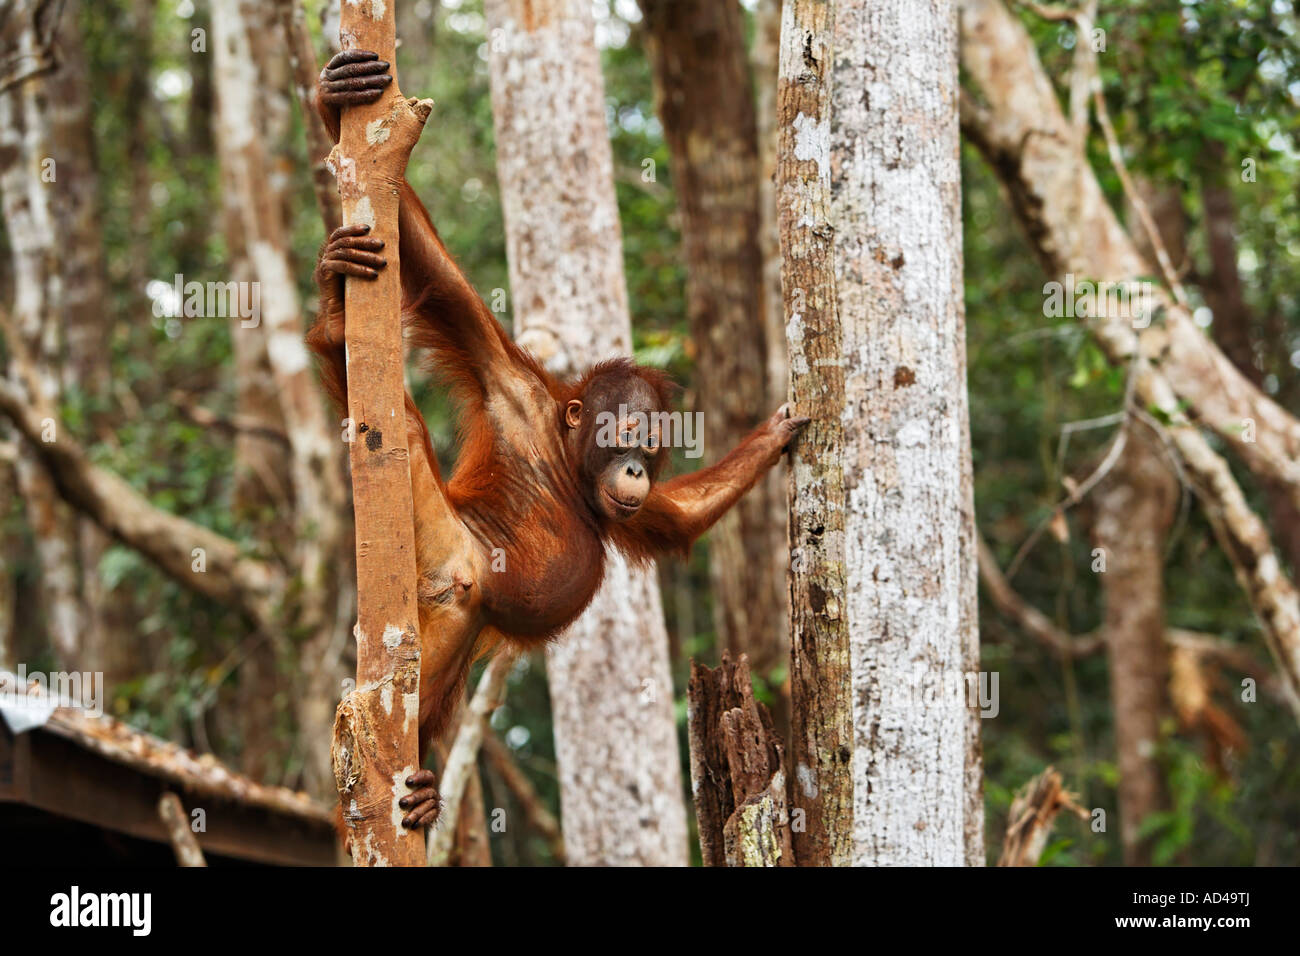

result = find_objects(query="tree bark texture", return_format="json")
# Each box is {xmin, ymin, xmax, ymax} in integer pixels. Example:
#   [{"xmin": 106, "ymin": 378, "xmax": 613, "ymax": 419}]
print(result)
[
  {"xmin": 776, "ymin": 0, "xmax": 853, "ymax": 867},
  {"xmin": 687, "ymin": 653, "xmax": 792, "ymax": 866},
  {"xmin": 325, "ymin": 0, "xmax": 432, "ymax": 867},
  {"xmin": 835, "ymin": 0, "xmax": 977, "ymax": 867},
  {"xmin": 484, "ymin": 0, "xmax": 689, "ymax": 866}
]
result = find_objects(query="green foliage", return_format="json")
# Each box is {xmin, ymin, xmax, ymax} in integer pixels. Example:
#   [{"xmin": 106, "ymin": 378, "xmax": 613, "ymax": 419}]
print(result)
[{"xmin": 3, "ymin": 0, "xmax": 1295, "ymax": 866}]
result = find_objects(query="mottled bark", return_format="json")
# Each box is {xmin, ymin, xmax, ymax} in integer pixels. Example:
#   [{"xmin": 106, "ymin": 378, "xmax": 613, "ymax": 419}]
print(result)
[
  {"xmin": 959, "ymin": 0, "xmax": 1300, "ymax": 716},
  {"xmin": 1093, "ymin": 426, "xmax": 1178, "ymax": 866},
  {"xmin": 484, "ymin": 0, "xmax": 688, "ymax": 867},
  {"xmin": 325, "ymin": 0, "xmax": 432, "ymax": 867},
  {"xmin": 776, "ymin": 0, "xmax": 852, "ymax": 867},
  {"xmin": 639, "ymin": 0, "xmax": 787, "ymax": 677},
  {"xmin": 835, "ymin": 0, "xmax": 977, "ymax": 866}
]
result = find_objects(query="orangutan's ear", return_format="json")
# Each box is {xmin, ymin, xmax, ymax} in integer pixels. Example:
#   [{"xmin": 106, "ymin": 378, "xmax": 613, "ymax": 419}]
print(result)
[{"xmin": 565, "ymin": 399, "xmax": 583, "ymax": 430}]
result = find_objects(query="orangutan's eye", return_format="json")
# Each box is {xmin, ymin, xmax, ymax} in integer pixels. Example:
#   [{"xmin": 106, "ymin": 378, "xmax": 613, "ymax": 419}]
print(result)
[
  {"xmin": 645, "ymin": 432, "xmax": 660, "ymax": 452},
  {"xmin": 619, "ymin": 430, "xmax": 637, "ymax": 447}
]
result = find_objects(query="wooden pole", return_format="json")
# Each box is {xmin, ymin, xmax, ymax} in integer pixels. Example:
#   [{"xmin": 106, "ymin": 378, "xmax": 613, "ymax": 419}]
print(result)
[{"xmin": 329, "ymin": 0, "xmax": 432, "ymax": 867}]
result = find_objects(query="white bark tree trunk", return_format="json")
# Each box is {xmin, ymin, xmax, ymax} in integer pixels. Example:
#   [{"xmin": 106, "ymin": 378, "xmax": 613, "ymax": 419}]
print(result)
[
  {"xmin": 833, "ymin": 0, "xmax": 980, "ymax": 865},
  {"xmin": 212, "ymin": 0, "xmax": 352, "ymax": 796},
  {"xmin": 0, "ymin": 0, "xmax": 85, "ymax": 669},
  {"xmin": 484, "ymin": 0, "xmax": 689, "ymax": 866}
]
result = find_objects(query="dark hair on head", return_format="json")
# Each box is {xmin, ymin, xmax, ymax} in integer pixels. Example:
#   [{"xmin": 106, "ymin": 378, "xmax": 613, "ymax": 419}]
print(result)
[{"xmin": 565, "ymin": 356, "xmax": 678, "ymax": 411}]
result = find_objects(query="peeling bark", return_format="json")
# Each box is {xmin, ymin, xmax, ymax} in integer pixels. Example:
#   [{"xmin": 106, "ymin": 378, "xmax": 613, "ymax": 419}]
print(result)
[
  {"xmin": 688, "ymin": 653, "xmax": 792, "ymax": 866},
  {"xmin": 484, "ymin": 0, "xmax": 689, "ymax": 867}
]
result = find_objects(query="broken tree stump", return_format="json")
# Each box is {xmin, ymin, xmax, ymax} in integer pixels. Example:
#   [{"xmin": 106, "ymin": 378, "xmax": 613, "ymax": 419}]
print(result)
[
  {"xmin": 687, "ymin": 652, "xmax": 792, "ymax": 866},
  {"xmin": 997, "ymin": 766, "xmax": 1088, "ymax": 867}
]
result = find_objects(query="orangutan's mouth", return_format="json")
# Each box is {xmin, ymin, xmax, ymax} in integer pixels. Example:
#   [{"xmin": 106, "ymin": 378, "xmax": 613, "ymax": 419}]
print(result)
[{"xmin": 602, "ymin": 487, "xmax": 641, "ymax": 517}]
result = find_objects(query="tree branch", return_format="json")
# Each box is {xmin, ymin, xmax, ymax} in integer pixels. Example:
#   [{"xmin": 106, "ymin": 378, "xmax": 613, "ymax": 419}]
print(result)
[
  {"xmin": 959, "ymin": 0, "xmax": 1300, "ymax": 714},
  {"xmin": 0, "ymin": 374, "xmax": 278, "ymax": 630},
  {"xmin": 427, "ymin": 654, "xmax": 511, "ymax": 866}
]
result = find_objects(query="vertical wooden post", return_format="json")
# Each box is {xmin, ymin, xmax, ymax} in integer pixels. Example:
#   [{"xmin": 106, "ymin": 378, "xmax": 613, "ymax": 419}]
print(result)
[{"xmin": 329, "ymin": 0, "xmax": 432, "ymax": 867}]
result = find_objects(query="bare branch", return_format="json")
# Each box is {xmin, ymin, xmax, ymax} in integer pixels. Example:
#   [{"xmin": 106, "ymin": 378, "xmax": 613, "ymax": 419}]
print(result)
[
  {"xmin": 158, "ymin": 793, "xmax": 207, "ymax": 867},
  {"xmin": 427, "ymin": 654, "xmax": 511, "ymax": 866},
  {"xmin": 0, "ymin": 376, "xmax": 278, "ymax": 629},
  {"xmin": 978, "ymin": 532, "xmax": 1103, "ymax": 657}
]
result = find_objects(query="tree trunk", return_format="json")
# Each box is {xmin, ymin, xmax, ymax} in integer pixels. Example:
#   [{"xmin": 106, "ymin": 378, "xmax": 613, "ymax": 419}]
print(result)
[
  {"xmin": 1092, "ymin": 427, "xmax": 1178, "ymax": 865},
  {"xmin": 324, "ymin": 0, "xmax": 432, "ymax": 867},
  {"xmin": 46, "ymin": 0, "xmax": 138, "ymax": 693},
  {"xmin": 0, "ymin": 453, "xmax": 15, "ymax": 671},
  {"xmin": 688, "ymin": 653, "xmax": 793, "ymax": 866},
  {"xmin": 837, "ymin": 0, "xmax": 976, "ymax": 867},
  {"xmin": 753, "ymin": 0, "xmax": 788, "ymax": 411},
  {"xmin": 213, "ymin": 0, "xmax": 353, "ymax": 795},
  {"xmin": 776, "ymin": 0, "xmax": 853, "ymax": 867},
  {"xmin": 276, "ymin": 0, "xmax": 342, "ymax": 235},
  {"xmin": 427, "ymin": 655, "xmax": 510, "ymax": 866},
  {"xmin": 1198, "ymin": 149, "xmax": 1300, "ymax": 574},
  {"xmin": 211, "ymin": 0, "xmax": 297, "ymax": 783},
  {"xmin": 0, "ymin": 0, "xmax": 86, "ymax": 670},
  {"xmin": 484, "ymin": 0, "xmax": 689, "ymax": 866},
  {"xmin": 639, "ymin": 0, "xmax": 788, "ymax": 679},
  {"xmin": 779, "ymin": 0, "xmax": 980, "ymax": 865}
]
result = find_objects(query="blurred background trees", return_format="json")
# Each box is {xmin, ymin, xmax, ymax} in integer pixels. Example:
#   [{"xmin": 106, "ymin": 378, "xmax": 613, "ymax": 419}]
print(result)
[{"xmin": 0, "ymin": 0, "xmax": 1297, "ymax": 865}]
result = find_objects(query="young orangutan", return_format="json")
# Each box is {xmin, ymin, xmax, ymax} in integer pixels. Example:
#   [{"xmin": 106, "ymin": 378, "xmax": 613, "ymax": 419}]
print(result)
[{"xmin": 309, "ymin": 50, "xmax": 809, "ymax": 829}]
